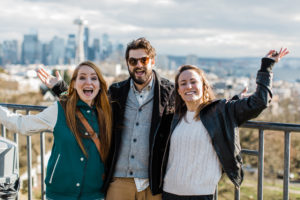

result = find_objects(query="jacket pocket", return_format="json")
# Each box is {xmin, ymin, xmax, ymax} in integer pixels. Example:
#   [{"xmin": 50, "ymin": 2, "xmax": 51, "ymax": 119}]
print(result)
[{"xmin": 49, "ymin": 154, "xmax": 61, "ymax": 184}]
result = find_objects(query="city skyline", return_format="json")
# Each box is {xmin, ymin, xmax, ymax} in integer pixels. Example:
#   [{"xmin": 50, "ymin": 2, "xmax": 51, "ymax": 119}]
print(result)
[
  {"xmin": 0, "ymin": 29, "xmax": 125, "ymax": 66},
  {"xmin": 1, "ymin": 0, "xmax": 300, "ymax": 58}
]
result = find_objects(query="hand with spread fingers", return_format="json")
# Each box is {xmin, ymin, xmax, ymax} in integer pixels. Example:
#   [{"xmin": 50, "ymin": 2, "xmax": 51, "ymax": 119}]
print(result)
[
  {"xmin": 240, "ymin": 86, "xmax": 250, "ymax": 98},
  {"xmin": 265, "ymin": 48, "xmax": 289, "ymax": 62},
  {"xmin": 37, "ymin": 67, "xmax": 62, "ymax": 89}
]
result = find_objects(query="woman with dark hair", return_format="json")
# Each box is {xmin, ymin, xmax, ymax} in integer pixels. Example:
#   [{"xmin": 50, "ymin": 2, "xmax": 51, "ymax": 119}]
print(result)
[
  {"xmin": 0, "ymin": 61, "xmax": 112, "ymax": 200},
  {"xmin": 160, "ymin": 49, "xmax": 289, "ymax": 200}
]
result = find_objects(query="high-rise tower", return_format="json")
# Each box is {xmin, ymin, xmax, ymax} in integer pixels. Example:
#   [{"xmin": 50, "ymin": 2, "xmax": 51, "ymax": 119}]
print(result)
[
  {"xmin": 84, "ymin": 27, "xmax": 89, "ymax": 60},
  {"xmin": 74, "ymin": 17, "xmax": 87, "ymax": 64},
  {"xmin": 21, "ymin": 33, "xmax": 42, "ymax": 64}
]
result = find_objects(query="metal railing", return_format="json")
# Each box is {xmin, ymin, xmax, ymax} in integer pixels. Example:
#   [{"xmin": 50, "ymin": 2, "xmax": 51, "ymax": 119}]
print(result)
[
  {"xmin": 1, "ymin": 103, "xmax": 300, "ymax": 200},
  {"xmin": 0, "ymin": 103, "xmax": 47, "ymax": 200}
]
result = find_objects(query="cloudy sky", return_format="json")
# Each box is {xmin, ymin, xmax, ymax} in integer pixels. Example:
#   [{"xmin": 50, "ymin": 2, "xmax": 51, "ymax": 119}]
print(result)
[{"xmin": 1, "ymin": 0, "xmax": 300, "ymax": 57}]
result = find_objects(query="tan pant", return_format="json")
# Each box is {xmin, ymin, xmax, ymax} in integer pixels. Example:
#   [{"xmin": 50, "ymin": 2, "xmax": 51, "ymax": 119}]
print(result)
[{"xmin": 106, "ymin": 178, "xmax": 162, "ymax": 200}]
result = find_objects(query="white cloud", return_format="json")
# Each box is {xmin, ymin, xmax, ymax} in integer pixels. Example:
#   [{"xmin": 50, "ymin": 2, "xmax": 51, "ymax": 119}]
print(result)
[{"xmin": 0, "ymin": 0, "xmax": 299, "ymax": 57}]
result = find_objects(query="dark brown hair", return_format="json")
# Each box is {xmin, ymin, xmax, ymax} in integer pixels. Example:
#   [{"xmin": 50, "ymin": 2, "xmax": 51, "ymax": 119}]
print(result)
[
  {"xmin": 175, "ymin": 65, "xmax": 215, "ymax": 120},
  {"xmin": 125, "ymin": 37, "xmax": 156, "ymax": 63},
  {"xmin": 63, "ymin": 61, "xmax": 112, "ymax": 161}
]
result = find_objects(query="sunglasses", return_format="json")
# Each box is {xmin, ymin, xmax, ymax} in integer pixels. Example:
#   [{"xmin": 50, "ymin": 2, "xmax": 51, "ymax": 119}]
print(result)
[{"xmin": 128, "ymin": 57, "xmax": 150, "ymax": 66}]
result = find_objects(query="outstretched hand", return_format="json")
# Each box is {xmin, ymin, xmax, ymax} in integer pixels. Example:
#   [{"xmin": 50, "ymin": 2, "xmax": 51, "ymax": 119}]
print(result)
[
  {"xmin": 37, "ymin": 67, "xmax": 62, "ymax": 89},
  {"xmin": 265, "ymin": 48, "xmax": 289, "ymax": 62},
  {"xmin": 240, "ymin": 86, "xmax": 250, "ymax": 98}
]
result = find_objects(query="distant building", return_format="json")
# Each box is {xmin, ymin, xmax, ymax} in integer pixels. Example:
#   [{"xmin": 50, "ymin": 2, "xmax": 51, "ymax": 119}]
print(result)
[
  {"xmin": 65, "ymin": 34, "xmax": 76, "ymax": 64},
  {"xmin": 168, "ymin": 56, "xmax": 186, "ymax": 70},
  {"xmin": 186, "ymin": 54, "xmax": 198, "ymax": 66},
  {"xmin": 84, "ymin": 27, "xmax": 89, "ymax": 60},
  {"xmin": 109, "ymin": 42, "xmax": 124, "ymax": 63},
  {"xmin": 100, "ymin": 33, "xmax": 113, "ymax": 61},
  {"xmin": 88, "ymin": 38, "xmax": 100, "ymax": 61},
  {"xmin": 42, "ymin": 43, "xmax": 51, "ymax": 65},
  {"xmin": 156, "ymin": 55, "xmax": 169, "ymax": 70},
  {"xmin": 1, "ymin": 40, "xmax": 19, "ymax": 65},
  {"xmin": 115, "ymin": 43, "xmax": 124, "ymax": 62},
  {"xmin": 49, "ymin": 36, "xmax": 64, "ymax": 65},
  {"xmin": 21, "ymin": 34, "xmax": 42, "ymax": 64},
  {"xmin": 74, "ymin": 17, "xmax": 87, "ymax": 64},
  {"xmin": 100, "ymin": 62, "xmax": 124, "ymax": 77}
]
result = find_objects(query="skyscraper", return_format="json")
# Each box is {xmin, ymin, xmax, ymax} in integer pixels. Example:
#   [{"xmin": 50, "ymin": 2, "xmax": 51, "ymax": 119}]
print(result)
[
  {"xmin": 88, "ymin": 38, "xmax": 100, "ymax": 61},
  {"xmin": 100, "ymin": 33, "xmax": 112, "ymax": 60},
  {"xmin": 2, "ymin": 40, "xmax": 19, "ymax": 65},
  {"xmin": 116, "ymin": 43, "xmax": 124, "ymax": 57},
  {"xmin": 74, "ymin": 17, "xmax": 87, "ymax": 64},
  {"xmin": 21, "ymin": 34, "xmax": 42, "ymax": 64},
  {"xmin": 49, "ymin": 36, "xmax": 65, "ymax": 65},
  {"xmin": 84, "ymin": 27, "xmax": 89, "ymax": 60},
  {"xmin": 42, "ymin": 43, "xmax": 51, "ymax": 65},
  {"xmin": 65, "ymin": 34, "xmax": 76, "ymax": 64}
]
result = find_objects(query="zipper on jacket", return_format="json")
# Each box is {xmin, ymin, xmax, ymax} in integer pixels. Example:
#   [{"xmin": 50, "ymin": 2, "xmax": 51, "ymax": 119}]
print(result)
[{"xmin": 49, "ymin": 154, "xmax": 61, "ymax": 184}]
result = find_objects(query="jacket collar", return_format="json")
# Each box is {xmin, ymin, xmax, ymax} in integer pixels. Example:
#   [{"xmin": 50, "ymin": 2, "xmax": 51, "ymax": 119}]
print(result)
[
  {"xmin": 149, "ymin": 70, "xmax": 175, "ymax": 144},
  {"xmin": 113, "ymin": 70, "xmax": 172, "ymax": 110},
  {"xmin": 76, "ymin": 99, "xmax": 96, "ymax": 110},
  {"xmin": 170, "ymin": 99, "xmax": 221, "ymax": 135}
]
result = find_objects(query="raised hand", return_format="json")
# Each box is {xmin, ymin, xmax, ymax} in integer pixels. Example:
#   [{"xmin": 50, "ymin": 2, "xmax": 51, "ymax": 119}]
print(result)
[
  {"xmin": 240, "ymin": 86, "xmax": 250, "ymax": 98},
  {"xmin": 265, "ymin": 48, "xmax": 289, "ymax": 62},
  {"xmin": 37, "ymin": 67, "xmax": 62, "ymax": 89}
]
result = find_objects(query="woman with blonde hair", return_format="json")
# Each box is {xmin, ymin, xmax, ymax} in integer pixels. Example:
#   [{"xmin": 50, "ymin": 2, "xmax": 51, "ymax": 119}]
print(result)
[
  {"xmin": 0, "ymin": 61, "xmax": 112, "ymax": 200},
  {"xmin": 160, "ymin": 49, "xmax": 289, "ymax": 200}
]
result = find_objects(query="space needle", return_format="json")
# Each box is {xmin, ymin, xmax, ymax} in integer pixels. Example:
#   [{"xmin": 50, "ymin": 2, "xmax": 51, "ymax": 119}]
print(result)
[{"xmin": 74, "ymin": 17, "xmax": 88, "ymax": 64}]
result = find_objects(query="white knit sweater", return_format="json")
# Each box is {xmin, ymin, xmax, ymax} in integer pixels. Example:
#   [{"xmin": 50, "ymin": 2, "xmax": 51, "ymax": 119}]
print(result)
[{"xmin": 163, "ymin": 111, "xmax": 222, "ymax": 195}]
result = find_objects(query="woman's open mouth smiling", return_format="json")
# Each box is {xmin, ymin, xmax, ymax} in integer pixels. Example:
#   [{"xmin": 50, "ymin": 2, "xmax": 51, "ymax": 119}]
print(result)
[{"xmin": 83, "ymin": 88, "xmax": 94, "ymax": 96}]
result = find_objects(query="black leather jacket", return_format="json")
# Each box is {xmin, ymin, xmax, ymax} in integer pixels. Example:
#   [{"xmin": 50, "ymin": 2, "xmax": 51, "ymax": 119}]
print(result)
[
  {"xmin": 160, "ymin": 58, "xmax": 275, "ymax": 188},
  {"xmin": 103, "ymin": 70, "xmax": 175, "ymax": 195}
]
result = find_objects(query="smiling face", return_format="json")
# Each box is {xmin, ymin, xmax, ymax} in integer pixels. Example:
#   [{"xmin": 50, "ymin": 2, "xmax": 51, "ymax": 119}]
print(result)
[
  {"xmin": 177, "ymin": 69, "xmax": 203, "ymax": 107},
  {"xmin": 127, "ymin": 48, "xmax": 154, "ymax": 88},
  {"xmin": 74, "ymin": 65, "xmax": 100, "ymax": 106}
]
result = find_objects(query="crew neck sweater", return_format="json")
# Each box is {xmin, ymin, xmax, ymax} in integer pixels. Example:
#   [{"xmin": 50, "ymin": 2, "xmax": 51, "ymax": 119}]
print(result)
[{"xmin": 163, "ymin": 111, "xmax": 222, "ymax": 195}]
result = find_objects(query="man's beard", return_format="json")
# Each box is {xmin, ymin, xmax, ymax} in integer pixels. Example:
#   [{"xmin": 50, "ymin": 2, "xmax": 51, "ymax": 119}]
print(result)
[{"xmin": 129, "ymin": 67, "xmax": 152, "ymax": 85}]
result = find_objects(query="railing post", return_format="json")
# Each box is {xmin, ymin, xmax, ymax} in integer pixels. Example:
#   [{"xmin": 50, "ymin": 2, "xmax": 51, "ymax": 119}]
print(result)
[
  {"xmin": 14, "ymin": 132, "xmax": 19, "ymax": 172},
  {"xmin": 14, "ymin": 132, "xmax": 19, "ymax": 200},
  {"xmin": 1, "ymin": 124, "xmax": 6, "ymax": 138},
  {"xmin": 13, "ymin": 109, "xmax": 19, "ymax": 200},
  {"xmin": 26, "ymin": 110, "xmax": 32, "ymax": 200},
  {"xmin": 40, "ymin": 132, "xmax": 46, "ymax": 200},
  {"xmin": 283, "ymin": 131, "xmax": 291, "ymax": 200},
  {"xmin": 214, "ymin": 185, "xmax": 218, "ymax": 200},
  {"xmin": 257, "ymin": 129, "xmax": 264, "ymax": 200},
  {"xmin": 234, "ymin": 187, "xmax": 240, "ymax": 200},
  {"xmin": 27, "ymin": 135, "xmax": 32, "ymax": 200}
]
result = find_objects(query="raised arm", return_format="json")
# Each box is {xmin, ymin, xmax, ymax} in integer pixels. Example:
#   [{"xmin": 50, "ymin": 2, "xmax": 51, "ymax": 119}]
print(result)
[
  {"xmin": 0, "ymin": 102, "xmax": 58, "ymax": 135},
  {"xmin": 37, "ymin": 67, "xmax": 68, "ymax": 96},
  {"xmin": 229, "ymin": 48, "xmax": 289, "ymax": 125}
]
